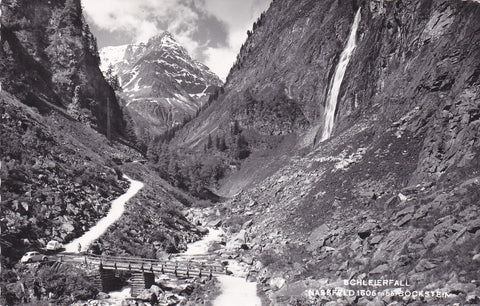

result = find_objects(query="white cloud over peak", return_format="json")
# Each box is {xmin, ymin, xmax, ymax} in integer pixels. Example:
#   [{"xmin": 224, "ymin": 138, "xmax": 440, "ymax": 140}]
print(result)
[{"xmin": 82, "ymin": 0, "xmax": 271, "ymax": 80}]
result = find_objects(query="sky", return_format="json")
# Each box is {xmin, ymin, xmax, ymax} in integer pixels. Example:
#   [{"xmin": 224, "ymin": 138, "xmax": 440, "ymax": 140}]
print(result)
[{"xmin": 82, "ymin": 0, "xmax": 271, "ymax": 80}]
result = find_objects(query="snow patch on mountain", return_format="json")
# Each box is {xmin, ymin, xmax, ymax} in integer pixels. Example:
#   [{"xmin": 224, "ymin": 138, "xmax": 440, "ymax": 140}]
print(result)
[
  {"xmin": 99, "ymin": 32, "xmax": 222, "ymax": 139},
  {"xmin": 99, "ymin": 45, "xmax": 128, "ymax": 73}
]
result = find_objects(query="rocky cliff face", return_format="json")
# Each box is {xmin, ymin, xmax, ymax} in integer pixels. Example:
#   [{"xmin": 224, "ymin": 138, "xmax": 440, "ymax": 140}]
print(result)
[
  {"xmin": 173, "ymin": 0, "xmax": 480, "ymax": 304},
  {"xmin": 100, "ymin": 32, "xmax": 222, "ymax": 141},
  {"xmin": 0, "ymin": 0, "xmax": 124, "ymax": 135}
]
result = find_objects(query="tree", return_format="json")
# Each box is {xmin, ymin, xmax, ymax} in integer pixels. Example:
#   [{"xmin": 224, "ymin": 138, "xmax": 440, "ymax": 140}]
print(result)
[
  {"xmin": 231, "ymin": 120, "xmax": 241, "ymax": 135},
  {"xmin": 105, "ymin": 64, "xmax": 121, "ymax": 91},
  {"xmin": 236, "ymin": 134, "xmax": 250, "ymax": 160},
  {"xmin": 207, "ymin": 134, "xmax": 213, "ymax": 149},
  {"xmin": 67, "ymin": 85, "xmax": 81, "ymax": 120}
]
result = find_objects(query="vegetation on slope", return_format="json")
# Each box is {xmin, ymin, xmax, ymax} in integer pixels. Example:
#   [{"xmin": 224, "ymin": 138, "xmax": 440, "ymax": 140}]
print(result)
[{"xmin": 0, "ymin": 93, "xmax": 127, "ymax": 264}]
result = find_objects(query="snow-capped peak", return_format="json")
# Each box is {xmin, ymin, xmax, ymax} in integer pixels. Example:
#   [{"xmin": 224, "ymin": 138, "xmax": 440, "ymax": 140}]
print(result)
[{"xmin": 99, "ymin": 44, "xmax": 129, "ymax": 73}]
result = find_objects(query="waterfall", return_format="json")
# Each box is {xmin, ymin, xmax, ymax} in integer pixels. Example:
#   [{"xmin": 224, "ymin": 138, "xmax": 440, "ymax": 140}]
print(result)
[{"xmin": 321, "ymin": 8, "xmax": 362, "ymax": 141}]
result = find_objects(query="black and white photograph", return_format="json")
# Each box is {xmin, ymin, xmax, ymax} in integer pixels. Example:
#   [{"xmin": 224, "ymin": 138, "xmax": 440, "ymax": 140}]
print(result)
[{"xmin": 1, "ymin": 0, "xmax": 480, "ymax": 305}]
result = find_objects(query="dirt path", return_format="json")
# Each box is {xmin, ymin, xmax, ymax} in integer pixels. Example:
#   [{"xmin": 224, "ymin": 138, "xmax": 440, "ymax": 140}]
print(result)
[{"xmin": 64, "ymin": 175, "xmax": 144, "ymax": 253}]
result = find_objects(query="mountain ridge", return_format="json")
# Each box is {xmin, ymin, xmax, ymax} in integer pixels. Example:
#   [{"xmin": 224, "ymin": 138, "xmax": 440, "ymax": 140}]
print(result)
[{"xmin": 100, "ymin": 32, "xmax": 223, "ymax": 144}]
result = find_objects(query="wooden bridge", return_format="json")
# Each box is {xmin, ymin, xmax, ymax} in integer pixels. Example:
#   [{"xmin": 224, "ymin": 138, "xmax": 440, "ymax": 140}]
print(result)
[{"xmin": 57, "ymin": 253, "xmax": 226, "ymax": 297}]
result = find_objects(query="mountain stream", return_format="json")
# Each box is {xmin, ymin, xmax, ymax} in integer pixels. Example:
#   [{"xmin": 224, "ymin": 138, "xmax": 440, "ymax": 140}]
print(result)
[{"xmin": 182, "ymin": 227, "xmax": 262, "ymax": 306}]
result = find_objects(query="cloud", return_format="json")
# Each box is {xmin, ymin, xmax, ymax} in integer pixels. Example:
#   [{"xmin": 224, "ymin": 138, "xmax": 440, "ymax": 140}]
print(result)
[{"xmin": 82, "ymin": 0, "xmax": 271, "ymax": 80}]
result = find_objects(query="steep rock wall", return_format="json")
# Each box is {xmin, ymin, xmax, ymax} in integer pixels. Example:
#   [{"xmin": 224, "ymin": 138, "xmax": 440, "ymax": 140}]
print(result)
[
  {"xmin": 0, "ymin": 0, "xmax": 124, "ymax": 135},
  {"xmin": 173, "ymin": 1, "xmax": 480, "ymax": 304}
]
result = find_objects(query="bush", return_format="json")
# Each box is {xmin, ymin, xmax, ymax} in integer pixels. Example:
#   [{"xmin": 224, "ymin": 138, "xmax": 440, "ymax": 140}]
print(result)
[{"xmin": 1, "ymin": 264, "xmax": 98, "ymax": 305}]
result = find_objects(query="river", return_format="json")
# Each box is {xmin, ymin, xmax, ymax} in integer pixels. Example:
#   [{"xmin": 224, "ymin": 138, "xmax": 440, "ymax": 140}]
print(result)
[
  {"xmin": 182, "ymin": 227, "xmax": 262, "ymax": 306},
  {"xmin": 64, "ymin": 174, "xmax": 260, "ymax": 305}
]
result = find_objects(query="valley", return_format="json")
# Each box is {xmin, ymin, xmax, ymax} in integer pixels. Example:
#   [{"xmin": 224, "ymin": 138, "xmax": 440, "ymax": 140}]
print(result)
[{"xmin": 1, "ymin": 0, "xmax": 480, "ymax": 305}]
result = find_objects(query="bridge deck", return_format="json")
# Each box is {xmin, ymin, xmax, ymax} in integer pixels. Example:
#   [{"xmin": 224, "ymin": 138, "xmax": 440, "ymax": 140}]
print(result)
[{"xmin": 58, "ymin": 253, "xmax": 227, "ymax": 277}]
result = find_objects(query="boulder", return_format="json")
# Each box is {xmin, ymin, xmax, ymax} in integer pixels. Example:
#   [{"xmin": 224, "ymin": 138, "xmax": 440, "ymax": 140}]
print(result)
[
  {"xmin": 197, "ymin": 226, "xmax": 209, "ymax": 235},
  {"xmin": 242, "ymin": 219, "xmax": 254, "ymax": 229},
  {"xmin": 467, "ymin": 217, "xmax": 480, "ymax": 233},
  {"xmin": 395, "ymin": 214, "xmax": 412, "ymax": 227},
  {"xmin": 466, "ymin": 294, "xmax": 480, "ymax": 304},
  {"xmin": 372, "ymin": 229, "xmax": 423, "ymax": 263},
  {"xmin": 307, "ymin": 224, "xmax": 330, "ymax": 251},
  {"xmin": 398, "ymin": 193, "xmax": 408, "ymax": 202},
  {"xmin": 241, "ymin": 255, "xmax": 254, "ymax": 265},
  {"xmin": 414, "ymin": 259, "xmax": 438, "ymax": 272},
  {"xmin": 164, "ymin": 293, "xmax": 180, "ymax": 305},
  {"xmin": 370, "ymin": 264, "xmax": 390, "ymax": 274},
  {"xmin": 208, "ymin": 242, "xmax": 223, "ymax": 252},
  {"xmin": 369, "ymin": 235, "xmax": 383, "ymax": 245},
  {"xmin": 358, "ymin": 222, "xmax": 377, "ymax": 239},
  {"xmin": 137, "ymin": 289, "xmax": 157, "ymax": 302},
  {"xmin": 97, "ymin": 292, "xmax": 110, "ymax": 299},
  {"xmin": 150, "ymin": 285, "xmax": 163, "ymax": 296},
  {"xmin": 207, "ymin": 219, "xmax": 222, "ymax": 228},
  {"xmin": 393, "ymin": 205, "xmax": 414, "ymax": 219},
  {"xmin": 422, "ymin": 231, "xmax": 437, "ymax": 248},
  {"xmin": 269, "ymin": 277, "xmax": 286, "ymax": 290}
]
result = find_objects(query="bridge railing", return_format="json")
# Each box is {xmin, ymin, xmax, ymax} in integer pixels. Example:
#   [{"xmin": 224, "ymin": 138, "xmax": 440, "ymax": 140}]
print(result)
[{"xmin": 58, "ymin": 253, "xmax": 226, "ymax": 276}]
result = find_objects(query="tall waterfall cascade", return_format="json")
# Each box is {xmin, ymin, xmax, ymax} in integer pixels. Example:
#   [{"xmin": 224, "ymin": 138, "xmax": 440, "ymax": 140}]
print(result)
[{"xmin": 321, "ymin": 8, "xmax": 362, "ymax": 141}]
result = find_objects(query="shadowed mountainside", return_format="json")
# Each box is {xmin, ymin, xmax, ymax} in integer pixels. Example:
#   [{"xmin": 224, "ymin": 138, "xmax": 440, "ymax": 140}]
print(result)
[
  {"xmin": 166, "ymin": 0, "xmax": 480, "ymax": 304},
  {"xmin": 0, "ymin": 0, "xmax": 124, "ymax": 135}
]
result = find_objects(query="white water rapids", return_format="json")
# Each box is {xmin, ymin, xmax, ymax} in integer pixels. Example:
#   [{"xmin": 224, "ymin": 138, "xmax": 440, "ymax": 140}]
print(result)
[
  {"xmin": 62, "ymin": 174, "xmax": 259, "ymax": 304},
  {"xmin": 321, "ymin": 8, "xmax": 362, "ymax": 141},
  {"xmin": 63, "ymin": 175, "xmax": 144, "ymax": 253},
  {"xmin": 183, "ymin": 228, "xmax": 262, "ymax": 306}
]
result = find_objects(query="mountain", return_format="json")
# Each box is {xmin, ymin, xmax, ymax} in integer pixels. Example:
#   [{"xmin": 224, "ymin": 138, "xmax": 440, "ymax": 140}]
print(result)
[
  {"xmin": 0, "ymin": 0, "xmax": 124, "ymax": 136},
  {"xmin": 100, "ymin": 32, "xmax": 223, "ymax": 143},
  {"xmin": 0, "ymin": 2, "xmax": 202, "ymax": 304},
  {"xmin": 166, "ymin": 0, "xmax": 480, "ymax": 304}
]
